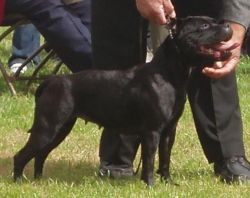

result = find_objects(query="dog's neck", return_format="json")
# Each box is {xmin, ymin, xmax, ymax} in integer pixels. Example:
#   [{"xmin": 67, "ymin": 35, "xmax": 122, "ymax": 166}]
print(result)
[
  {"xmin": 150, "ymin": 36, "xmax": 190, "ymax": 84},
  {"xmin": 152, "ymin": 35, "xmax": 189, "ymax": 72},
  {"xmin": 152, "ymin": 36, "xmax": 185, "ymax": 65}
]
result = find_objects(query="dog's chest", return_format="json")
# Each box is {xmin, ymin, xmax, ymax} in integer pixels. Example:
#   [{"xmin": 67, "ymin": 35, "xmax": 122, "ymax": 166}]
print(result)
[{"xmin": 150, "ymin": 74, "xmax": 180, "ymax": 119}]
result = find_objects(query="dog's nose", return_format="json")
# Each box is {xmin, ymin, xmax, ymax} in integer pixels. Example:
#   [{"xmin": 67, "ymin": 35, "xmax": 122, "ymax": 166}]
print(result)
[
  {"xmin": 223, "ymin": 23, "xmax": 230, "ymax": 29},
  {"xmin": 220, "ymin": 23, "xmax": 233, "ymax": 41},
  {"xmin": 222, "ymin": 23, "xmax": 231, "ymax": 31},
  {"xmin": 221, "ymin": 23, "xmax": 232, "ymax": 34}
]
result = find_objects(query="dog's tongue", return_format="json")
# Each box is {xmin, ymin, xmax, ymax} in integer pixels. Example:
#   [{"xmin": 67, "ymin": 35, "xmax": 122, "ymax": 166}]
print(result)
[
  {"xmin": 225, "ymin": 42, "xmax": 240, "ymax": 51},
  {"xmin": 213, "ymin": 42, "xmax": 240, "ymax": 51},
  {"xmin": 213, "ymin": 42, "xmax": 240, "ymax": 58}
]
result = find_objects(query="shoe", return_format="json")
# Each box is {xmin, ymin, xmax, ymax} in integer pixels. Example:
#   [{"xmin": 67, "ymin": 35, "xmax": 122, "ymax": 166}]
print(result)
[
  {"xmin": 10, "ymin": 62, "xmax": 27, "ymax": 74},
  {"xmin": 98, "ymin": 163, "xmax": 135, "ymax": 179},
  {"xmin": 214, "ymin": 156, "xmax": 250, "ymax": 183}
]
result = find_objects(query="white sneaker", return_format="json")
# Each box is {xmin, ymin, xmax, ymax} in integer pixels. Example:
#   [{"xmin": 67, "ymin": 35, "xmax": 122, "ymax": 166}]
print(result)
[{"xmin": 10, "ymin": 63, "xmax": 27, "ymax": 74}]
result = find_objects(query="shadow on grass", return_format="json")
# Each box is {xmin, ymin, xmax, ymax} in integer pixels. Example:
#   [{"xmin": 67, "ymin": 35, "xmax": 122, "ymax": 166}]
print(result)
[
  {"xmin": 170, "ymin": 167, "xmax": 214, "ymax": 183},
  {"xmin": 0, "ymin": 157, "xmax": 138, "ymax": 186},
  {"xmin": 0, "ymin": 157, "xmax": 217, "ymax": 187}
]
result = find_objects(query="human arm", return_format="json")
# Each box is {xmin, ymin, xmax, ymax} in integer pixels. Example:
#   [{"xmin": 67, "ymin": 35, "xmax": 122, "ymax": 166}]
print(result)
[
  {"xmin": 202, "ymin": 22, "xmax": 245, "ymax": 78},
  {"xmin": 135, "ymin": 0, "xmax": 176, "ymax": 24},
  {"xmin": 202, "ymin": 0, "xmax": 250, "ymax": 78},
  {"xmin": 0, "ymin": 0, "xmax": 5, "ymax": 24}
]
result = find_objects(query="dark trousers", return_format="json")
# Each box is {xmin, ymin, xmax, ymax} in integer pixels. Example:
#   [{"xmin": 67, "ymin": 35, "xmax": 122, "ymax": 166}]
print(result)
[
  {"xmin": 5, "ymin": 0, "xmax": 92, "ymax": 73},
  {"xmin": 93, "ymin": 0, "xmax": 245, "ymax": 166}
]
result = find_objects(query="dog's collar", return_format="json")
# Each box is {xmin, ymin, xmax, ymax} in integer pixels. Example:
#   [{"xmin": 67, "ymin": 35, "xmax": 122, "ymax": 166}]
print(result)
[
  {"xmin": 168, "ymin": 28, "xmax": 174, "ymax": 40},
  {"xmin": 168, "ymin": 28, "xmax": 181, "ymax": 55}
]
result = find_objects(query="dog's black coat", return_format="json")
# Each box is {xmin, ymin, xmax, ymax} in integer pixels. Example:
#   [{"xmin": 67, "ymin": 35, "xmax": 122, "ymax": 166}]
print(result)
[{"xmin": 13, "ymin": 16, "xmax": 233, "ymax": 185}]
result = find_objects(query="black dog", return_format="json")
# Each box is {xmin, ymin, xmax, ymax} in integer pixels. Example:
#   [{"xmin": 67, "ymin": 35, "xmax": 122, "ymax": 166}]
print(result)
[{"xmin": 13, "ymin": 16, "xmax": 237, "ymax": 185}]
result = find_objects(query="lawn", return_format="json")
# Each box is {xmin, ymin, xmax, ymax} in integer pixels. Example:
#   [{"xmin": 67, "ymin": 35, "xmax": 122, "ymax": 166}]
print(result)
[{"xmin": 0, "ymin": 29, "xmax": 250, "ymax": 197}]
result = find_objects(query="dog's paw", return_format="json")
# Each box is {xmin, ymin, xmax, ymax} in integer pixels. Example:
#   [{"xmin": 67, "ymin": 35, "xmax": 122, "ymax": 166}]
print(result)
[{"xmin": 141, "ymin": 175, "xmax": 154, "ymax": 186}]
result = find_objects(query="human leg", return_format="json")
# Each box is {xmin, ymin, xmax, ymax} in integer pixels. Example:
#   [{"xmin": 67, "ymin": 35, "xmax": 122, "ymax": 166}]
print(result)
[
  {"xmin": 5, "ymin": 0, "xmax": 92, "ymax": 72},
  {"xmin": 92, "ymin": 0, "xmax": 148, "ymax": 69},
  {"xmin": 188, "ymin": 69, "xmax": 245, "ymax": 162},
  {"xmin": 187, "ymin": 69, "xmax": 250, "ymax": 182},
  {"xmin": 66, "ymin": 0, "xmax": 91, "ymax": 31},
  {"xmin": 8, "ymin": 24, "xmax": 40, "ymax": 73},
  {"xmin": 171, "ymin": 0, "xmax": 250, "ymax": 182},
  {"xmin": 92, "ymin": 0, "xmax": 148, "ymax": 177}
]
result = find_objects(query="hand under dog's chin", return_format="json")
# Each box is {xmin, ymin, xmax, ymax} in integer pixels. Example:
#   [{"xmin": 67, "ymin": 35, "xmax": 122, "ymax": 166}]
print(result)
[
  {"xmin": 198, "ymin": 42, "xmax": 239, "ymax": 63},
  {"xmin": 192, "ymin": 52, "xmax": 232, "ymax": 68}
]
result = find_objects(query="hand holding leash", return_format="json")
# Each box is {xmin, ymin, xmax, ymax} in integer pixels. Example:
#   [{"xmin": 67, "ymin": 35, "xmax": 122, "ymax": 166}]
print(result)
[{"xmin": 136, "ymin": 0, "xmax": 176, "ymax": 24}]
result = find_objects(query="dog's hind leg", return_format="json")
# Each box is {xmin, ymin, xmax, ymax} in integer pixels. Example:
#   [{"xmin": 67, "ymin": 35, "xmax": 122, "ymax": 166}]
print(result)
[
  {"xmin": 140, "ymin": 130, "xmax": 161, "ymax": 186},
  {"xmin": 13, "ymin": 130, "xmax": 53, "ymax": 181},
  {"xmin": 13, "ymin": 115, "xmax": 76, "ymax": 181},
  {"xmin": 34, "ymin": 118, "xmax": 77, "ymax": 178},
  {"xmin": 33, "ymin": 117, "xmax": 77, "ymax": 178},
  {"xmin": 157, "ymin": 123, "xmax": 177, "ymax": 183}
]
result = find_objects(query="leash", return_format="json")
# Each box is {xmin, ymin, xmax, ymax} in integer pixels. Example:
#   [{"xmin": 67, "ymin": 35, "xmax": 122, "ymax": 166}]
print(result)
[
  {"xmin": 167, "ymin": 21, "xmax": 182, "ymax": 56},
  {"xmin": 167, "ymin": 20, "xmax": 193, "ymax": 76},
  {"xmin": 168, "ymin": 19, "xmax": 194, "ymax": 94},
  {"xmin": 168, "ymin": 28, "xmax": 174, "ymax": 40}
]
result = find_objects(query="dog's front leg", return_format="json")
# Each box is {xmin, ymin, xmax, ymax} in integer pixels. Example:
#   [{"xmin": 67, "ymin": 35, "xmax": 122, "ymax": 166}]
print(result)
[
  {"xmin": 140, "ymin": 130, "xmax": 160, "ymax": 186},
  {"xmin": 158, "ymin": 123, "xmax": 177, "ymax": 183}
]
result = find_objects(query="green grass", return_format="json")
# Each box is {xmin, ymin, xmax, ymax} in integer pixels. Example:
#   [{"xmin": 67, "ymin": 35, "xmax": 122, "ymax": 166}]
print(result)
[{"xmin": 1, "ymin": 30, "xmax": 250, "ymax": 197}]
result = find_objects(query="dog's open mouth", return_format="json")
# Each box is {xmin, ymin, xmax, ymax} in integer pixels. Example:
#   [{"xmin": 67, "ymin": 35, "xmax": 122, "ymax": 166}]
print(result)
[{"xmin": 199, "ymin": 42, "xmax": 240, "ymax": 60}]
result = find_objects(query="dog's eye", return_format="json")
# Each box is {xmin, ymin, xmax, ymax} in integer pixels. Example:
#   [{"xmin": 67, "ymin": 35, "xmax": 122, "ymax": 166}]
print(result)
[{"xmin": 200, "ymin": 23, "xmax": 210, "ymax": 30}]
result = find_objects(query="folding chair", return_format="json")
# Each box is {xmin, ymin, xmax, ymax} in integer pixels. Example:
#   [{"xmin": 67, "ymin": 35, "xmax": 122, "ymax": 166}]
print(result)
[{"xmin": 0, "ymin": 14, "xmax": 64, "ymax": 95}]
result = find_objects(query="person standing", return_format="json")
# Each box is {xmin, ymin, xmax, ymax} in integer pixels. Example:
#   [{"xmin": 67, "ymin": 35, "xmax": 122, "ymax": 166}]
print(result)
[{"xmin": 92, "ymin": 0, "xmax": 250, "ymax": 182}]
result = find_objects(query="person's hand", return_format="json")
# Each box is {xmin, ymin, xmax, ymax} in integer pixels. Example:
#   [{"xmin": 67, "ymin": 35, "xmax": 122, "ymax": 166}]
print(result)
[
  {"xmin": 135, "ymin": 0, "xmax": 176, "ymax": 24},
  {"xmin": 202, "ymin": 22, "xmax": 246, "ymax": 78}
]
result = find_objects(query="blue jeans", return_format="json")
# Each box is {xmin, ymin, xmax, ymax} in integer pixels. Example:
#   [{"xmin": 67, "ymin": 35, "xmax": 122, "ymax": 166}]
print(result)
[
  {"xmin": 5, "ymin": 0, "xmax": 92, "ymax": 72},
  {"xmin": 8, "ymin": 24, "xmax": 40, "ymax": 66}
]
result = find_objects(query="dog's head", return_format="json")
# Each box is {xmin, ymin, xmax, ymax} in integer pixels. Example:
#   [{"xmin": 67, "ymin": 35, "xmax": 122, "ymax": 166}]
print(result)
[{"xmin": 169, "ymin": 16, "xmax": 239, "ymax": 66}]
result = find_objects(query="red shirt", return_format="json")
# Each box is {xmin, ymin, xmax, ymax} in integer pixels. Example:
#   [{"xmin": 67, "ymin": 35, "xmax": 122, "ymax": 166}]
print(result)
[{"xmin": 0, "ymin": 0, "xmax": 5, "ymax": 24}]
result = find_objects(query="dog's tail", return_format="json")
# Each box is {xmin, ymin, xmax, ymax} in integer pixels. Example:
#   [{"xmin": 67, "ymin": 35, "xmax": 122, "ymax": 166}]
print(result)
[{"xmin": 28, "ymin": 79, "xmax": 51, "ymax": 133}]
